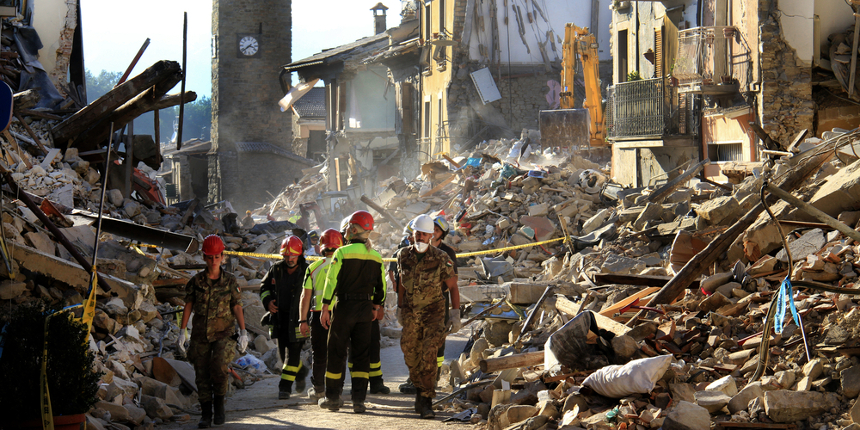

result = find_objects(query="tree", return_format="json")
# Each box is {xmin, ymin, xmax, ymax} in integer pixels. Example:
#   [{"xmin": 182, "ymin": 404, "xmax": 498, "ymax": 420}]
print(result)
[{"xmin": 85, "ymin": 69, "xmax": 211, "ymax": 144}]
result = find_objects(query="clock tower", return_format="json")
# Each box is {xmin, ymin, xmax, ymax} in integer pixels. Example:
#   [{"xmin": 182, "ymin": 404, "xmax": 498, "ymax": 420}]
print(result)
[{"xmin": 210, "ymin": 0, "xmax": 294, "ymax": 209}]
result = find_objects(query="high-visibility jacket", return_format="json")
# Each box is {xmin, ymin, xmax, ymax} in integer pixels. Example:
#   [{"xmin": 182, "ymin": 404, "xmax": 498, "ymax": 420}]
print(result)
[
  {"xmin": 303, "ymin": 257, "xmax": 335, "ymax": 311},
  {"xmin": 322, "ymin": 241, "xmax": 386, "ymax": 306}
]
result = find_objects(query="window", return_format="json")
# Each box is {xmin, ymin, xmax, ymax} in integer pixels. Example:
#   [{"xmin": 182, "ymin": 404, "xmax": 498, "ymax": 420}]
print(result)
[
  {"xmin": 423, "ymin": 100, "xmax": 431, "ymax": 139},
  {"xmin": 708, "ymin": 141, "xmax": 744, "ymax": 162},
  {"xmin": 618, "ymin": 30, "xmax": 629, "ymax": 82},
  {"xmin": 439, "ymin": 0, "xmax": 445, "ymax": 34},
  {"xmin": 424, "ymin": 3, "xmax": 431, "ymax": 42}
]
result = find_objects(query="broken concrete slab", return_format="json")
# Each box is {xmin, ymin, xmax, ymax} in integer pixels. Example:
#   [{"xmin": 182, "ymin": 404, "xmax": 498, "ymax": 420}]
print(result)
[
  {"xmin": 9, "ymin": 242, "xmax": 139, "ymax": 308},
  {"xmin": 697, "ymin": 196, "xmax": 739, "ymax": 225},
  {"xmin": 776, "ymin": 228, "xmax": 826, "ymax": 263},
  {"xmin": 728, "ymin": 381, "xmax": 763, "ymax": 414},
  {"xmin": 694, "ymin": 390, "xmax": 731, "ymax": 414},
  {"xmin": 663, "ymin": 401, "xmax": 710, "ymax": 430},
  {"xmin": 763, "ymin": 390, "xmax": 839, "ymax": 423}
]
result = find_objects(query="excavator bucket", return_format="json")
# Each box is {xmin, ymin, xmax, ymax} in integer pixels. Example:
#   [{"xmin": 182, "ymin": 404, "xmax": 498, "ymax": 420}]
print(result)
[{"xmin": 539, "ymin": 109, "xmax": 590, "ymax": 148}]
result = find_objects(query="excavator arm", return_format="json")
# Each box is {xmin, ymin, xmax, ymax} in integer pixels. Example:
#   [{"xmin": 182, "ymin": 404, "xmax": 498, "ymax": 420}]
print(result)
[{"xmin": 559, "ymin": 24, "xmax": 606, "ymax": 147}]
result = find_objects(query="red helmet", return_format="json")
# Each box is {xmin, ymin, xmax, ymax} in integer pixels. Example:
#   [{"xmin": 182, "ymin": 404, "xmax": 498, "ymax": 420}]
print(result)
[
  {"xmin": 319, "ymin": 228, "xmax": 344, "ymax": 252},
  {"xmin": 349, "ymin": 210, "xmax": 374, "ymax": 232},
  {"xmin": 280, "ymin": 236, "xmax": 304, "ymax": 256},
  {"xmin": 202, "ymin": 235, "xmax": 225, "ymax": 256}
]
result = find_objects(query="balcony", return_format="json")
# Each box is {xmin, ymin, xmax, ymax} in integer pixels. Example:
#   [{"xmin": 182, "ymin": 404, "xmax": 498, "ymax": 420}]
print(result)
[
  {"xmin": 673, "ymin": 26, "xmax": 745, "ymax": 95},
  {"xmin": 606, "ymin": 77, "xmax": 698, "ymax": 140}
]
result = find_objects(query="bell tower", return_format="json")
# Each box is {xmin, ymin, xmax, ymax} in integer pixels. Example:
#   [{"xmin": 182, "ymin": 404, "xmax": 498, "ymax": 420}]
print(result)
[{"xmin": 209, "ymin": 0, "xmax": 293, "ymax": 207}]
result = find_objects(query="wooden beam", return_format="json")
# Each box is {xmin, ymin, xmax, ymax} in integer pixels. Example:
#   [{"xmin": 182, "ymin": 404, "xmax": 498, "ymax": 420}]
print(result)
[
  {"xmin": 480, "ymin": 351, "xmax": 544, "ymax": 373},
  {"xmin": 360, "ymin": 194, "xmax": 404, "ymax": 231},
  {"xmin": 51, "ymin": 60, "xmax": 181, "ymax": 147},
  {"xmin": 14, "ymin": 112, "xmax": 48, "ymax": 154},
  {"xmin": 765, "ymin": 182, "xmax": 860, "ymax": 243},
  {"xmin": 420, "ymin": 173, "xmax": 458, "ymax": 197},
  {"xmin": 850, "ymin": 15, "xmax": 860, "ymax": 98},
  {"xmin": 73, "ymin": 69, "xmax": 183, "ymax": 152},
  {"xmin": 647, "ymin": 159, "xmax": 709, "ymax": 203}
]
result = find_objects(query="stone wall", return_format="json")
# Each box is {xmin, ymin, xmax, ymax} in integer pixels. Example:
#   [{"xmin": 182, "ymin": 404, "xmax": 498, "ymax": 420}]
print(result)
[
  {"xmin": 494, "ymin": 72, "xmax": 556, "ymax": 132},
  {"xmin": 758, "ymin": 1, "xmax": 814, "ymax": 144}
]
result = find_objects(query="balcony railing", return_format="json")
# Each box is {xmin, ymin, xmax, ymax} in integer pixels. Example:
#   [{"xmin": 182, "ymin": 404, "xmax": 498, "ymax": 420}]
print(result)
[
  {"xmin": 606, "ymin": 77, "xmax": 698, "ymax": 139},
  {"xmin": 673, "ymin": 26, "xmax": 747, "ymax": 93}
]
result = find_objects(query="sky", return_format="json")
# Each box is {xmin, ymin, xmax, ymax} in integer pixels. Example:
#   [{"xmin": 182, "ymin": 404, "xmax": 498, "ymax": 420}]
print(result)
[{"xmin": 81, "ymin": 0, "xmax": 403, "ymax": 99}]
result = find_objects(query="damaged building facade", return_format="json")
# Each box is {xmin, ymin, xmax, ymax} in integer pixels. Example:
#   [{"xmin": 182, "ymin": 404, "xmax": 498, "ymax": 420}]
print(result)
[
  {"xmin": 281, "ymin": 7, "xmax": 399, "ymax": 201},
  {"xmin": 607, "ymin": 0, "xmax": 859, "ymax": 186}
]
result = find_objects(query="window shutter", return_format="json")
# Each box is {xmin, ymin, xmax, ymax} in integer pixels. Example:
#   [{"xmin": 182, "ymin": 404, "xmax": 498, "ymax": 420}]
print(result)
[{"xmin": 655, "ymin": 27, "xmax": 663, "ymax": 78}]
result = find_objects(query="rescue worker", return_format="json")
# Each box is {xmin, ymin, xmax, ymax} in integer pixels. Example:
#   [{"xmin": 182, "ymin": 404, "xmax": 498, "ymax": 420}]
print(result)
[
  {"xmin": 178, "ymin": 235, "xmax": 248, "ymax": 428},
  {"xmin": 260, "ymin": 235, "xmax": 310, "ymax": 399},
  {"xmin": 241, "ymin": 210, "xmax": 255, "ymax": 229},
  {"xmin": 396, "ymin": 214, "xmax": 460, "ymax": 419},
  {"xmin": 306, "ymin": 230, "xmax": 321, "ymax": 256},
  {"xmin": 318, "ymin": 211, "xmax": 386, "ymax": 414},
  {"xmin": 339, "ymin": 217, "xmax": 392, "ymax": 395},
  {"xmin": 431, "ymin": 215, "xmax": 460, "ymax": 377},
  {"xmin": 298, "ymin": 228, "xmax": 343, "ymax": 401}
]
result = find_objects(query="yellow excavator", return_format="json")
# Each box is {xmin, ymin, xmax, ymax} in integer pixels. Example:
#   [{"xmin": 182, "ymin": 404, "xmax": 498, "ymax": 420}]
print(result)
[{"xmin": 541, "ymin": 24, "xmax": 607, "ymax": 147}]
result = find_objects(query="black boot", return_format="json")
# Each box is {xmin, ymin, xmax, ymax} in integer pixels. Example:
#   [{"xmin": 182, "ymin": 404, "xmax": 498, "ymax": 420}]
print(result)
[
  {"xmin": 279, "ymin": 380, "xmax": 292, "ymax": 400},
  {"xmin": 198, "ymin": 402, "xmax": 212, "ymax": 428},
  {"xmin": 420, "ymin": 396, "xmax": 435, "ymax": 419},
  {"xmin": 369, "ymin": 376, "xmax": 390, "ymax": 394},
  {"xmin": 399, "ymin": 378, "xmax": 417, "ymax": 394},
  {"xmin": 213, "ymin": 395, "xmax": 226, "ymax": 425}
]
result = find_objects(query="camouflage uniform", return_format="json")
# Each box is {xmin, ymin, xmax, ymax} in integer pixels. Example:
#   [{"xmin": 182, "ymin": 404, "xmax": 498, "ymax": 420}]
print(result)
[
  {"xmin": 397, "ymin": 245, "xmax": 455, "ymax": 399},
  {"xmin": 184, "ymin": 270, "xmax": 242, "ymax": 401}
]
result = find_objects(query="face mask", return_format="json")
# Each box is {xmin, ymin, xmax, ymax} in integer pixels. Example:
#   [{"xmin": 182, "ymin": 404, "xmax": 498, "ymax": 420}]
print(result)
[
  {"xmin": 415, "ymin": 242, "xmax": 429, "ymax": 253},
  {"xmin": 325, "ymin": 256, "xmax": 332, "ymax": 263}
]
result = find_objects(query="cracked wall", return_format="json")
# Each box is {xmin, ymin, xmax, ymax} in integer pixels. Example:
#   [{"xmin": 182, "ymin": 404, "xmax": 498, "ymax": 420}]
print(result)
[{"xmin": 758, "ymin": 0, "xmax": 813, "ymax": 145}]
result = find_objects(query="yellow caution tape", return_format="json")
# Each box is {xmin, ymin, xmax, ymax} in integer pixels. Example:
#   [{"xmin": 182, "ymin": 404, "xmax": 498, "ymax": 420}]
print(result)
[
  {"xmin": 453, "ymin": 236, "xmax": 566, "ymax": 258},
  {"xmin": 132, "ymin": 236, "xmax": 566, "ymax": 262}
]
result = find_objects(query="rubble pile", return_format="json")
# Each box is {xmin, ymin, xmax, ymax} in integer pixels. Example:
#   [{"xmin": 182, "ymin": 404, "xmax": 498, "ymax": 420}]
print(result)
[{"xmin": 404, "ymin": 133, "xmax": 860, "ymax": 430}]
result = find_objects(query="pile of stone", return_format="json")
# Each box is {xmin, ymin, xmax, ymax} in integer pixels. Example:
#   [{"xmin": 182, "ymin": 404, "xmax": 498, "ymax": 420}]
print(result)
[{"xmin": 423, "ymin": 133, "xmax": 860, "ymax": 430}]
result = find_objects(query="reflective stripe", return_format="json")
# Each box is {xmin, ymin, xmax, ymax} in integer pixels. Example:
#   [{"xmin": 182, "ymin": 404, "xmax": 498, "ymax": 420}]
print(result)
[
  {"xmin": 370, "ymin": 361, "xmax": 382, "ymax": 370},
  {"xmin": 347, "ymin": 362, "xmax": 353, "ymax": 369},
  {"xmin": 326, "ymin": 371, "xmax": 343, "ymax": 380},
  {"xmin": 260, "ymin": 291, "xmax": 272, "ymax": 301},
  {"xmin": 437, "ymin": 356, "xmax": 444, "ymax": 367},
  {"xmin": 284, "ymin": 365, "xmax": 301, "ymax": 373},
  {"xmin": 351, "ymin": 371, "xmax": 370, "ymax": 379},
  {"xmin": 369, "ymin": 369, "xmax": 383, "ymax": 377},
  {"xmin": 281, "ymin": 373, "xmax": 296, "ymax": 381}
]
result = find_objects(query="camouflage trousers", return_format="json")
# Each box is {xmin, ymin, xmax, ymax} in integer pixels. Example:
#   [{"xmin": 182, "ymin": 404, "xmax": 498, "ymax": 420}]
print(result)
[
  {"xmin": 400, "ymin": 299, "xmax": 445, "ymax": 399},
  {"xmin": 188, "ymin": 336, "xmax": 236, "ymax": 401}
]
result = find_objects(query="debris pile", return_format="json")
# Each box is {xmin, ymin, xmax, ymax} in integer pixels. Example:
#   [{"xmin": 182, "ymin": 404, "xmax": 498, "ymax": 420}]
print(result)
[{"xmin": 415, "ymin": 130, "xmax": 860, "ymax": 430}]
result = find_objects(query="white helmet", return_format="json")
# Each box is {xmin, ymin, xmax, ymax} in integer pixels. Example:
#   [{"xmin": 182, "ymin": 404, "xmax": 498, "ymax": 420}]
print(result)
[{"xmin": 412, "ymin": 214, "xmax": 434, "ymax": 234}]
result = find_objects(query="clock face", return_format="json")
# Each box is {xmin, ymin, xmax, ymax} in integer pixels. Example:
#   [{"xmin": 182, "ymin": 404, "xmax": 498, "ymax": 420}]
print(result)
[{"xmin": 239, "ymin": 36, "xmax": 259, "ymax": 56}]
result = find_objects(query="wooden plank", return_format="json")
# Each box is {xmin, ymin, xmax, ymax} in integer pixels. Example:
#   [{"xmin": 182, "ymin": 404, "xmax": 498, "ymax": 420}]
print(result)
[
  {"xmin": 850, "ymin": 15, "xmax": 860, "ymax": 98},
  {"xmin": 598, "ymin": 287, "xmax": 661, "ymax": 317},
  {"xmin": 420, "ymin": 174, "xmax": 458, "ymax": 197},
  {"xmin": 14, "ymin": 112, "xmax": 48, "ymax": 154},
  {"xmin": 360, "ymin": 194, "xmax": 404, "ymax": 231},
  {"xmin": 479, "ymin": 351, "xmax": 544, "ymax": 373},
  {"xmin": 647, "ymin": 159, "xmax": 709, "ymax": 203},
  {"xmin": 3, "ymin": 130, "xmax": 31, "ymax": 168}
]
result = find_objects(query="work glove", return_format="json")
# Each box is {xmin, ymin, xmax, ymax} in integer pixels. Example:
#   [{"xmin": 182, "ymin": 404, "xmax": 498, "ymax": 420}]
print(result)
[
  {"xmin": 238, "ymin": 329, "xmax": 249, "ymax": 353},
  {"xmin": 177, "ymin": 328, "xmax": 188, "ymax": 355},
  {"xmin": 396, "ymin": 308, "xmax": 404, "ymax": 327},
  {"xmin": 448, "ymin": 309, "xmax": 462, "ymax": 334}
]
